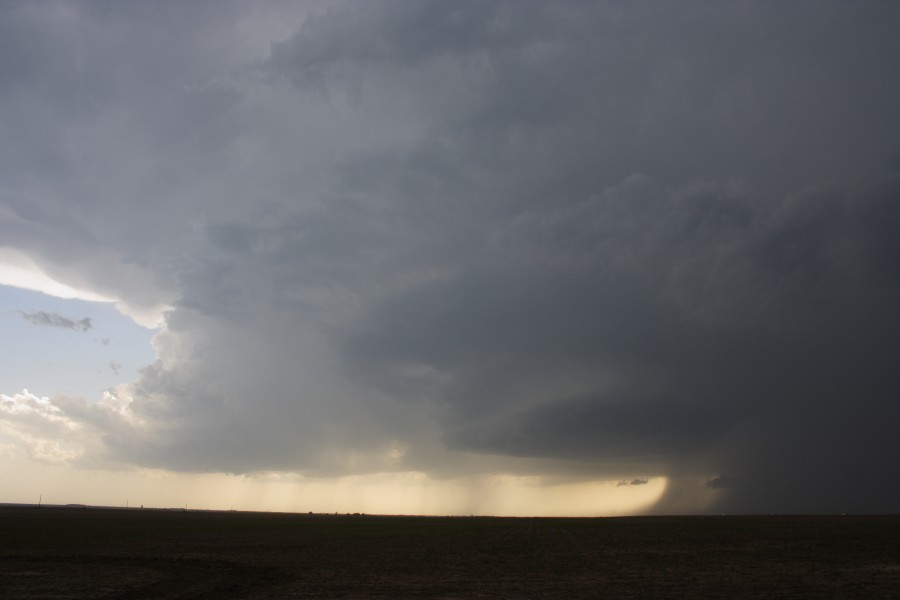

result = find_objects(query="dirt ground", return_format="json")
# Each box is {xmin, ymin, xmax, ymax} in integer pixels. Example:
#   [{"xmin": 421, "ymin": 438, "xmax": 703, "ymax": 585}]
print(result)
[{"xmin": 1, "ymin": 507, "xmax": 898, "ymax": 599}]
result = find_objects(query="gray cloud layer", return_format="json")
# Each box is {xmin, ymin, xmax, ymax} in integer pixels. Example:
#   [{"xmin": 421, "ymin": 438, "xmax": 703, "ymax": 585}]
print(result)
[{"xmin": 1, "ymin": 1, "xmax": 899, "ymax": 513}]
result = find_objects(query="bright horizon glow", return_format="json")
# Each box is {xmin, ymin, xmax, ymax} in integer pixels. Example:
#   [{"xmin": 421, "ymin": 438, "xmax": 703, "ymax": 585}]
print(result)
[
  {"xmin": 0, "ymin": 455, "xmax": 668, "ymax": 516},
  {"xmin": 1, "ymin": 385, "xmax": 669, "ymax": 516}
]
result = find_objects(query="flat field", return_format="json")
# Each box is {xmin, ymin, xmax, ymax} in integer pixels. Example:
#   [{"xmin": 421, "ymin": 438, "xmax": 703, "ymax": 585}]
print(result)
[{"xmin": 1, "ymin": 507, "xmax": 898, "ymax": 599}]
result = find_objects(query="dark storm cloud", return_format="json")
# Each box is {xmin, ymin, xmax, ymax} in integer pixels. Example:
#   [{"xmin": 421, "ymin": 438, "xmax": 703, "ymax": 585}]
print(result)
[
  {"xmin": 19, "ymin": 311, "xmax": 92, "ymax": 332},
  {"xmin": 2, "ymin": 1, "xmax": 899, "ymax": 513},
  {"xmin": 263, "ymin": 1, "xmax": 900, "ymax": 512}
]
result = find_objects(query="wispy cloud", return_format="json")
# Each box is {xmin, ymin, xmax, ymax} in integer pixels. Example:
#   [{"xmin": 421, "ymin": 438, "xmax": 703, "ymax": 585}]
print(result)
[{"xmin": 19, "ymin": 311, "xmax": 92, "ymax": 332}]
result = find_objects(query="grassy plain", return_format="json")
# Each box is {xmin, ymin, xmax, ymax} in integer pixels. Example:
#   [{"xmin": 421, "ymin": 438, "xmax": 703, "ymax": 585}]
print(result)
[{"xmin": 1, "ymin": 506, "xmax": 898, "ymax": 599}]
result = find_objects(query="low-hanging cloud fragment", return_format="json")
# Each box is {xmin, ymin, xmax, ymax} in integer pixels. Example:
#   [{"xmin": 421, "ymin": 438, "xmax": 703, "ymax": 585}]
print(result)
[
  {"xmin": 19, "ymin": 311, "xmax": 92, "ymax": 332},
  {"xmin": 706, "ymin": 475, "xmax": 734, "ymax": 490},
  {"xmin": 618, "ymin": 479, "xmax": 649, "ymax": 487},
  {"xmin": 0, "ymin": 1, "xmax": 899, "ymax": 514}
]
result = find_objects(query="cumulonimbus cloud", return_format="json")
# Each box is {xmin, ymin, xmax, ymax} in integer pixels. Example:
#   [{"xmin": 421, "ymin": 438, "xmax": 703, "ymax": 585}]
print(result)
[{"xmin": 0, "ymin": 1, "xmax": 898, "ymax": 514}]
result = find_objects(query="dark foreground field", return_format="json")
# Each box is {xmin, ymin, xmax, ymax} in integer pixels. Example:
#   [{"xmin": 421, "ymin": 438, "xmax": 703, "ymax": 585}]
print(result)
[{"xmin": 1, "ymin": 507, "xmax": 898, "ymax": 599}]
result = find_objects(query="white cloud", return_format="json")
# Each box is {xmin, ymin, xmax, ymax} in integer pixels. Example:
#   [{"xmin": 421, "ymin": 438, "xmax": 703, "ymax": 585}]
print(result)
[{"xmin": 0, "ymin": 390, "xmax": 85, "ymax": 464}]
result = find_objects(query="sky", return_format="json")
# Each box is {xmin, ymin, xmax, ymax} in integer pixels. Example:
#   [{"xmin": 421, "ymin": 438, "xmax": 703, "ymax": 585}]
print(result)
[{"xmin": 1, "ymin": 0, "xmax": 899, "ymax": 516}]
